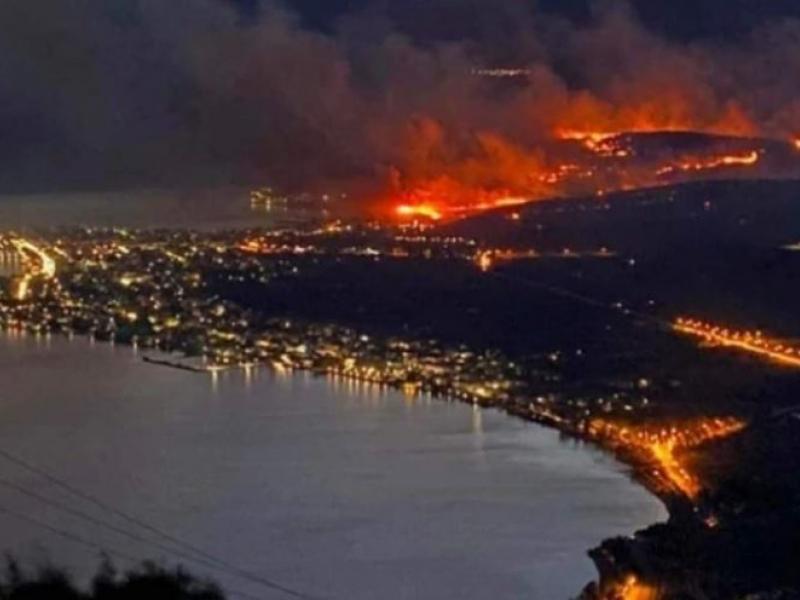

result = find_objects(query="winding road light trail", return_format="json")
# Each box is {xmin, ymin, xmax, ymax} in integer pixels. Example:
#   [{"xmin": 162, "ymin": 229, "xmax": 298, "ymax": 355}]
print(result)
[{"xmin": 6, "ymin": 237, "xmax": 56, "ymax": 300}]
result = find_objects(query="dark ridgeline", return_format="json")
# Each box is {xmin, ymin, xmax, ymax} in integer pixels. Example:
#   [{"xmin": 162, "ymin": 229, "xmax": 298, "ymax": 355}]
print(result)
[{"xmin": 0, "ymin": 559, "xmax": 224, "ymax": 600}]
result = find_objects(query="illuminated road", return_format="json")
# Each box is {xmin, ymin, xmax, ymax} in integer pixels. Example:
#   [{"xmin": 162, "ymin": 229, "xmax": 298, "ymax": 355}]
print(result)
[
  {"xmin": 674, "ymin": 317, "xmax": 800, "ymax": 369},
  {"xmin": 588, "ymin": 417, "xmax": 746, "ymax": 499},
  {"xmin": 1, "ymin": 237, "xmax": 56, "ymax": 300},
  {"xmin": 10, "ymin": 238, "xmax": 56, "ymax": 278}
]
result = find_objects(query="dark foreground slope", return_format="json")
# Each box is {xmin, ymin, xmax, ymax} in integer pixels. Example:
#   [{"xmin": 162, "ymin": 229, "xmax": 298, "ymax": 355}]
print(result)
[{"xmin": 0, "ymin": 560, "xmax": 223, "ymax": 600}]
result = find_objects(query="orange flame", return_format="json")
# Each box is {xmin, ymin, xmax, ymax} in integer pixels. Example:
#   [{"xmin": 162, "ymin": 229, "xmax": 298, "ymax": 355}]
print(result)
[
  {"xmin": 395, "ymin": 203, "xmax": 443, "ymax": 221},
  {"xmin": 551, "ymin": 94, "xmax": 756, "ymax": 142},
  {"xmin": 615, "ymin": 575, "xmax": 660, "ymax": 600},
  {"xmin": 657, "ymin": 150, "xmax": 760, "ymax": 176},
  {"xmin": 381, "ymin": 91, "xmax": 780, "ymax": 222}
]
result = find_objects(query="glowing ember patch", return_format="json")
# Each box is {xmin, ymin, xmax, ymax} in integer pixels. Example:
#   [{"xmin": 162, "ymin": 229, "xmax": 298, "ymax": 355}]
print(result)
[
  {"xmin": 395, "ymin": 204, "xmax": 443, "ymax": 220},
  {"xmin": 382, "ymin": 109, "xmax": 773, "ymax": 222},
  {"xmin": 475, "ymin": 251, "xmax": 493, "ymax": 272},
  {"xmin": 721, "ymin": 150, "xmax": 760, "ymax": 166},
  {"xmin": 557, "ymin": 130, "xmax": 619, "ymax": 143},
  {"xmin": 615, "ymin": 575, "xmax": 660, "ymax": 600},
  {"xmin": 449, "ymin": 196, "xmax": 530, "ymax": 215},
  {"xmin": 390, "ymin": 179, "xmax": 535, "ymax": 221},
  {"xmin": 657, "ymin": 150, "xmax": 760, "ymax": 176},
  {"xmin": 553, "ymin": 101, "xmax": 755, "ymax": 143},
  {"xmin": 674, "ymin": 317, "xmax": 800, "ymax": 368},
  {"xmin": 556, "ymin": 130, "xmax": 634, "ymax": 157}
]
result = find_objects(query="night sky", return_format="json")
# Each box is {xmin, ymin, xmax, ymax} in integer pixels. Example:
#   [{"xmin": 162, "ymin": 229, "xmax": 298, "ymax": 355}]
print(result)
[
  {"xmin": 1, "ymin": 0, "xmax": 800, "ymax": 194},
  {"xmin": 239, "ymin": 0, "xmax": 800, "ymax": 40}
]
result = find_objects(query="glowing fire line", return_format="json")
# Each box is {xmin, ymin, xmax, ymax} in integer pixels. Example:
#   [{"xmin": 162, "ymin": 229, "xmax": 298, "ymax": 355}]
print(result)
[
  {"xmin": 394, "ymin": 196, "xmax": 532, "ymax": 222},
  {"xmin": 395, "ymin": 204, "xmax": 443, "ymax": 221},
  {"xmin": 657, "ymin": 150, "xmax": 760, "ymax": 176}
]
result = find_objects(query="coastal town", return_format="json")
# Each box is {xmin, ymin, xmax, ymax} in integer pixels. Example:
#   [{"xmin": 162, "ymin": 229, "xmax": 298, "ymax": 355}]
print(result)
[
  {"xmin": 2, "ymin": 179, "xmax": 800, "ymax": 599},
  {"xmin": 0, "ymin": 223, "xmax": 749, "ymax": 507},
  {"xmin": 5, "ymin": 0, "xmax": 800, "ymax": 596}
]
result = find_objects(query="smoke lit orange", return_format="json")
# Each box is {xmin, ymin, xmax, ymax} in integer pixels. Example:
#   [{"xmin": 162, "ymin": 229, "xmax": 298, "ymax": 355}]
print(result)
[
  {"xmin": 384, "ymin": 109, "xmax": 780, "ymax": 221},
  {"xmin": 395, "ymin": 204, "xmax": 443, "ymax": 221}
]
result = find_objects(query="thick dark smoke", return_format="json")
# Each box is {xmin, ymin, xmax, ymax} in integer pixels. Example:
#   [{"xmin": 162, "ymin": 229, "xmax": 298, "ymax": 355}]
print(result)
[{"xmin": 1, "ymin": 0, "xmax": 800, "ymax": 199}]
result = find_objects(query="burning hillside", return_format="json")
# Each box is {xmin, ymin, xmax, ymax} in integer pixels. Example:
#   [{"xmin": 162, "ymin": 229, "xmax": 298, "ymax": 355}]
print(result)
[
  {"xmin": 11, "ymin": 2, "xmax": 800, "ymax": 216},
  {"xmin": 387, "ymin": 129, "xmax": 800, "ymax": 222}
]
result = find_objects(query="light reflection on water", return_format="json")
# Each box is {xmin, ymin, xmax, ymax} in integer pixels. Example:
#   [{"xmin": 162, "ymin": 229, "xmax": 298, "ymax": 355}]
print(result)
[{"xmin": 0, "ymin": 334, "xmax": 666, "ymax": 600}]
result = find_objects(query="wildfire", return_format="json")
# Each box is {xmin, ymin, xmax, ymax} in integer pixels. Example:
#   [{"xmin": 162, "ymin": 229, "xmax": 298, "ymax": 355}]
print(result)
[
  {"xmin": 386, "ymin": 129, "xmax": 776, "ymax": 221},
  {"xmin": 380, "ymin": 98, "xmax": 788, "ymax": 222},
  {"xmin": 674, "ymin": 317, "xmax": 800, "ymax": 368},
  {"xmin": 395, "ymin": 203, "xmax": 443, "ymax": 221},
  {"xmin": 392, "ymin": 186, "xmax": 532, "ymax": 222},
  {"xmin": 656, "ymin": 150, "xmax": 760, "ymax": 176},
  {"xmin": 614, "ymin": 575, "xmax": 660, "ymax": 600},
  {"xmin": 551, "ymin": 95, "xmax": 755, "ymax": 143},
  {"xmin": 588, "ymin": 417, "xmax": 746, "ymax": 499},
  {"xmin": 558, "ymin": 130, "xmax": 632, "ymax": 157},
  {"xmin": 448, "ymin": 195, "xmax": 531, "ymax": 215},
  {"xmin": 475, "ymin": 251, "xmax": 493, "ymax": 272}
]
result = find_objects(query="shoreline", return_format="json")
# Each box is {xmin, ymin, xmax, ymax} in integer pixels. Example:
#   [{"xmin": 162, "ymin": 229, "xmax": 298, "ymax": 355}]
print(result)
[
  {"xmin": 3, "ymin": 326, "xmax": 676, "ymax": 598},
  {"xmin": 140, "ymin": 354, "xmax": 230, "ymax": 374},
  {"xmin": 137, "ymin": 342, "xmax": 678, "ymax": 597}
]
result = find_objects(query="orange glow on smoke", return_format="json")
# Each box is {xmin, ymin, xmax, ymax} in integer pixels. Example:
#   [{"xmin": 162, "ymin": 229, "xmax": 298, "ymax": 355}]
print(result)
[
  {"xmin": 448, "ymin": 195, "xmax": 532, "ymax": 217},
  {"xmin": 393, "ymin": 194, "xmax": 533, "ymax": 222},
  {"xmin": 386, "ymin": 121, "xmax": 562, "ymax": 221},
  {"xmin": 380, "ymin": 95, "xmax": 780, "ymax": 221},
  {"xmin": 557, "ymin": 130, "xmax": 632, "ymax": 157},
  {"xmin": 395, "ymin": 203, "xmax": 443, "ymax": 221},
  {"xmin": 552, "ymin": 95, "xmax": 756, "ymax": 142},
  {"xmin": 588, "ymin": 417, "xmax": 746, "ymax": 499},
  {"xmin": 387, "ymin": 139, "xmax": 764, "ymax": 221},
  {"xmin": 614, "ymin": 575, "xmax": 660, "ymax": 600},
  {"xmin": 389, "ymin": 165, "xmax": 538, "ymax": 221}
]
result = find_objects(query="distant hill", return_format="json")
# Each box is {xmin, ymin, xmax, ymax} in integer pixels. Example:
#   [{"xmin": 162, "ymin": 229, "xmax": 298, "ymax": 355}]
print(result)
[{"xmin": 441, "ymin": 178, "xmax": 800, "ymax": 255}]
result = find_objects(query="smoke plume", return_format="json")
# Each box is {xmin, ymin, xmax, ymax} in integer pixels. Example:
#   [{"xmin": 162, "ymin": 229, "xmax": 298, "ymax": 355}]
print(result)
[{"xmin": 2, "ymin": 0, "xmax": 800, "ymax": 214}]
